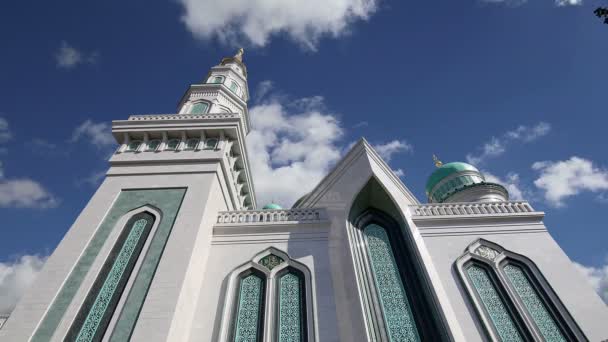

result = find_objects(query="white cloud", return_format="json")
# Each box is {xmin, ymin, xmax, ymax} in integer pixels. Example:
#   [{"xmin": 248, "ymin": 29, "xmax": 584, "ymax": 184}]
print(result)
[
  {"xmin": 55, "ymin": 41, "xmax": 98, "ymax": 69},
  {"xmin": 573, "ymin": 261, "xmax": 608, "ymax": 304},
  {"xmin": 393, "ymin": 168, "xmax": 405, "ymax": 177},
  {"xmin": 0, "ymin": 117, "xmax": 11, "ymax": 143},
  {"xmin": 483, "ymin": 171, "xmax": 526, "ymax": 200},
  {"xmin": 555, "ymin": 0, "xmax": 582, "ymax": 6},
  {"xmin": 71, "ymin": 120, "xmax": 115, "ymax": 148},
  {"xmin": 0, "ymin": 254, "xmax": 47, "ymax": 315},
  {"xmin": 0, "ymin": 179, "xmax": 59, "ymax": 208},
  {"xmin": 177, "ymin": 0, "xmax": 379, "ymax": 50},
  {"xmin": 532, "ymin": 157, "xmax": 608, "ymax": 207},
  {"xmin": 373, "ymin": 140, "xmax": 413, "ymax": 162},
  {"xmin": 467, "ymin": 122, "xmax": 551, "ymax": 166},
  {"xmin": 247, "ymin": 93, "xmax": 344, "ymax": 206}
]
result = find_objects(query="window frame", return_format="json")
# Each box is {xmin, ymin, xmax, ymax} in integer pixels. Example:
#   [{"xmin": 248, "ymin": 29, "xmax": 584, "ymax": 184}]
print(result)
[
  {"xmin": 189, "ymin": 101, "xmax": 210, "ymax": 114},
  {"xmin": 211, "ymin": 75, "xmax": 225, "ymax": 84},
  {"xmin": 351, "ymin": 209, "xmax": 446, "ymax": 341},
  {"xmin": 219, "ymin": 247, "xmax": 316, "ymax": 342},
  {"xmin": 165, "ymin": 139, "xmax": 181, "ymax": 151},
  {"xmin": 145, "ymin": 139, "xmax": 161, "ymax": 152},
  {"xmin": 455, "ymin": 239, "xmax": 587, "ymax": 341},
  {"xmin": 230, "ymin": 268, "xmax": 267, "ymax": 342},
  {"xmin": 64, "ymin": 206, "xmax": 162, "ymax": 341},
  {"xmin": 125, "ymin": 140, "xmax": 142, "ymax": 152},
  {"xmin": 184, "ymin": 138, "xmax": 200, "ymax": 151}
]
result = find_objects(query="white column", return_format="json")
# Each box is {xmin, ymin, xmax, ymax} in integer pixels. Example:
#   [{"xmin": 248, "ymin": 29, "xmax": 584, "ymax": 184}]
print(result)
[
  {"xmin": 117, "ymin": 132, "xmax": 130, "ymax": 153},
  {"xmin": 159, "ymin": 132, "xmax": 168, "ymax": 151}
]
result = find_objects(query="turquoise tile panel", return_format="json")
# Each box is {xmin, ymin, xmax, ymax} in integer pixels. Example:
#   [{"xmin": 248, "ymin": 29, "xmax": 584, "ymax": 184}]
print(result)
[{"xmin": 32, "ymin": 188, "xmax": 186, "ymax": 342}]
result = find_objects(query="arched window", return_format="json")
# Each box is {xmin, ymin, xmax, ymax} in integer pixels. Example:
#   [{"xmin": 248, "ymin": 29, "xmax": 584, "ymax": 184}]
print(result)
[
  {"xmin": 165, "ymin": 139, "xmax": 180, "ymax": 151},
  {"xmin": 65, "ymin": 212, "xmax": 156, "ymax": 341},
  {"xmin": 184, "ymin": 138, "xmax": 199, "ymax": 150},
  {"xmin": 232, "ymin": 270, "xmax": 266, "ymax": 342},
  {"xmin": 229, "ymin": 80, "xmax": 239, "ymax": 95},
  {"xmin": 351, "ymin": 209, "xmax": 445, "ymax": 341},
  {"xmin": 125, "ymin": 140, "xmax": 141, "ymax": 152},
  {"xmin": 190, "ymin": 102, "xmax": 209, "ymax": 114},
  {"xmin": 211, "ymin": 76, "xmax": 225, "ymax": 84},
  {"xmin": 456, "ymin": 239, "xmax": 586, "ymax": 341},
  {"xmin": 363, "ymin": 223, "xmax": 420, "ymax": 341},
  {"xmin": 146, "ymin": 140, "xmax": 161, "ymax": 152},
  {"xmin": 277, "ymin": 268, "xmax": 307, "ymax": 342},
  {"xmin": 221, "ymin": 249, "xmax": 314, "ymax": 342},
  {"xmin": 204, "ymin": 138, "xmax": 218, "ymax": 150}
]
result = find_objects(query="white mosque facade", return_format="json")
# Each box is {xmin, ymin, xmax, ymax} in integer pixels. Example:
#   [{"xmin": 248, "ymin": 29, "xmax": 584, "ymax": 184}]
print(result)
[{"xmin": 2, "ymin": 50, "xmax": 608, "ymax": 342}]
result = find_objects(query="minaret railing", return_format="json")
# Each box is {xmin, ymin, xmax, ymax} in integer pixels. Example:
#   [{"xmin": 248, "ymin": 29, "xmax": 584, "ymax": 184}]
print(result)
[{"xmin": 410, "ymin": 201, "xmax": 536, "ymax": 217}]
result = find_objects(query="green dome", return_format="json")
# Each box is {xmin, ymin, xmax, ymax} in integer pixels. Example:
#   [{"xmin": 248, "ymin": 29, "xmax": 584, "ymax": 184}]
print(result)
[
  {"xmin": 425, "ymin": 162, "xmax": 480, "ymax": 194},
  {"xmin": 262, "ymin": 203, "xmax": 283, "ymax": 210}
]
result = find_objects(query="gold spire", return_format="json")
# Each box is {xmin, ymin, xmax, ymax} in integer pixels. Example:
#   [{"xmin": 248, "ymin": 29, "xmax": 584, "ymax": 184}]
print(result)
[
  {"xmin": 433, "ymin": 154, "xmax": 443, "ymax": 168},
  {"xmin": 234, "ymin": 48, "xmax": 244, "ymax": 62}
]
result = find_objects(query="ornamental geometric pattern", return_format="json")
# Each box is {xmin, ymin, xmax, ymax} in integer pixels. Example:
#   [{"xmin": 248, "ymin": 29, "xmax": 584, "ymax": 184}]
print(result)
[
  {"xmin": 473, "ymin": 246, "xmax": 500, "ymax": 261},
  {"xmin": 504, "ymin": 264, "xmax": 566, "ymax": 342},
  {"xmin": 278, "ymin": 273, "xmax": 302, "ymax": 342},
  {"xmin": 259, "ymin": 254, "xmax": 284, "ymax": 271},
  {"xmin": 75, "ymin": 218, "xmax": 148, "ymax": 342},
  {"xmin": 234, "ymin": 274, "xmax": 263, "ymax": 342},
  {"xmin": 467, "ymin": 265, "xmax": 523, "ymax": 342},
  {"xmin": 364, "ymin": 224, "xmax": 420, "ymax": 342}
]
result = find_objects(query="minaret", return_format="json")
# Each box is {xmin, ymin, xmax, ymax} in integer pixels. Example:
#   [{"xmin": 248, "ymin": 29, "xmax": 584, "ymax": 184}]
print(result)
[
  {"xmin": 113, "ymin": 48, "xmax": 255, "ymax": 209},
  {"xmin": 0, "ymin": 50, "xmax": 256, "ymax": 341},
  {"xmin": 177, "ymin": 48, "xmax": 251, "ymax": 133}
]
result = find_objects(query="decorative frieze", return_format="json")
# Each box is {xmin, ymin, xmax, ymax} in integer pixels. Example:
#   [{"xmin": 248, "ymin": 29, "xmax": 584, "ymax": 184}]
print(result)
[{"xmin": 127, "ymin": 113, "xmax": 240, "ymax": 121}]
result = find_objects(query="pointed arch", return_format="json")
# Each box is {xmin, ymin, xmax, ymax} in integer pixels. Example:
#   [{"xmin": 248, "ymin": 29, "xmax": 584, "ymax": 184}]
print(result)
[
  {"xmin": 64, "ymin": 205, "xmax": 162, "ymax": 341},
  {"xmin": 455, "ymin": 239, "xmax": 587, "ymax": 341},
  {"xmin": 219, "ymin": 247, "xmax": 315, "ymax": 342},
  {"xmin": 347, "ymin": 177, "xmax": 449, "ymax": 341}
]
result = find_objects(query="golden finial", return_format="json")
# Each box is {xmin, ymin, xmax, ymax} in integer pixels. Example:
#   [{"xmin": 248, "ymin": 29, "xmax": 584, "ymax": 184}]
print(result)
[
  {"xmin": 433, "ymin": 154, "xmax": 443, "ymax": 168},
  {"xmin": 234, "ymin": 48, "xmax": 244, "ymax": 62}
]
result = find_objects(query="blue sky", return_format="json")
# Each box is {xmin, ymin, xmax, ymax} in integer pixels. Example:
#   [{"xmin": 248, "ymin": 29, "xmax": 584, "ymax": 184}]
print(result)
[{"xmin": 1, "ymin": 0, "xmax": 607, "ymax": 312}]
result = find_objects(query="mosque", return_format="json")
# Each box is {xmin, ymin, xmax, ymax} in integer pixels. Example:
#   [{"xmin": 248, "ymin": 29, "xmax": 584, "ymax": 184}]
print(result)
[{"xmin": 2, "ymin": 50, "xmax": 607, "ymax": 342}]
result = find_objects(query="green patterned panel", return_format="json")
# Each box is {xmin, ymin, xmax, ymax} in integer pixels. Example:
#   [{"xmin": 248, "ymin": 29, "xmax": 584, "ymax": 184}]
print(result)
[
  {"xmin": 32, "ymin": 188, "xmax": 186, "ymax": 342},
  {"xmin": 467, "ymin": 265, "xmax": 523, "ymax": 342},
  {"xmin": 72, "ymin": 218, "xmax": 150, "ymax": 341},
  {"xmin": 504, "ymin": 264, "xmax": 566, "ymax": 342},
  {"xmin": 259, "ymin": 254, "xmax": 284, "ymax": 271},
  {"xmin": 234, "ymin": 274, "xmax": 264, "ymax": 342},
  {"xmin": 364, "ymin": 224, "xmax": 420, "ymax": 342},
  {"xmin": 278, "ymin": 273, "xmax": 303, "ymax": 342}
]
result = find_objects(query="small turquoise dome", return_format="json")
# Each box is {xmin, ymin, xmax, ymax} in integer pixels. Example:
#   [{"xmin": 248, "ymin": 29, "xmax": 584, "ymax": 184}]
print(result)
[
  {"xmin": 262, "ymin": 203, "xmax": 283, "ymax": 210},
  {"xmin": 425, "ymin": 162, "xmax": 480, "ymax": 195}
]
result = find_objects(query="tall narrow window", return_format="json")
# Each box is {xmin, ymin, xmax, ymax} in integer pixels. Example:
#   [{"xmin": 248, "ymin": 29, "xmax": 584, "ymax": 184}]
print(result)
[
  {"xmin": 229, "ymin": 81, "xmax": 239, "ymax": 94},
  {"xmin": 65, "ymin": 212, "xmax": 155, "ymax": 342},
  {"xmin": 190, "ymin": 102, "xmax": 209, "ymax": 114},
  {"xmin": 233, "ymin": 272, "xmax": 265, "ymax": 342},
  {"xmin": 277, "ymin": 270, "xmax": 306, "ymax": 342},
  {"xmin": 456, "ymin": 239, "xmax": 585, "ymax": 341},
  {"xmin": 363, "ymin": 223, "xmax": 420, "ymax": 342},
  {"xmin": 466, "ymin": 265, "xmax": 524, "ymax": 341},
  {"xmin": 503, "ymin": 264, "xmax": 566, "ymax": 341},
  {"xmin": 223, "ymin": 249, "xmax": 313, "ymax": 342}
]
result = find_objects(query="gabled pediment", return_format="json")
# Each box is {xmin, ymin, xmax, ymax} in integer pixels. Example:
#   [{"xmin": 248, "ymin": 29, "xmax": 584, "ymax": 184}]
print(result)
[{"xmin": 294, "ymin": 138, "xmax": 420, "ymax": 209}]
